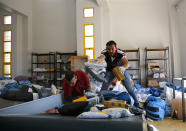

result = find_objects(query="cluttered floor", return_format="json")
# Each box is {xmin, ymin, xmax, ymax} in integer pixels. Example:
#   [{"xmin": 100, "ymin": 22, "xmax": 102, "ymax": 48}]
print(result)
[{"xmin": 0, "ymin": 60, "xmax": 186, "ymax": 131}]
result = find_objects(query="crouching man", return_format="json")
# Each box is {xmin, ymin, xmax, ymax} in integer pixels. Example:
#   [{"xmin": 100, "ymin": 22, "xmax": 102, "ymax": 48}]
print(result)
[{"xmin": 63, "ymin": 70, "xmax": 91, "ymax": 102}]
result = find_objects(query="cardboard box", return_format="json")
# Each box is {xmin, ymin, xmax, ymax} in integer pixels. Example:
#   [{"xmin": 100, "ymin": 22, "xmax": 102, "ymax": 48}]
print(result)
[
  {"xmin": 102, "ymin": 100, "xmax": 129, "ymax": 109},
  {"xmin": 71, "ymin": 56, "xmax": 89, "ymax": 71},
  {"xmin": 148, "ymin": 62, "xmax": 160, "ymax": 71},
  {"xmin": 112, "ymin": 66, "xmax": 125, "ymax": 80},
  {"xmin": 171, "ymin": 98, "xmax": 186, "ymax": 120}
]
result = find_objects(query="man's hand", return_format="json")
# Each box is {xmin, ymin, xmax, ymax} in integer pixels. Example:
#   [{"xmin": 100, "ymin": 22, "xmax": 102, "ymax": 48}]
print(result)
[
  {"xmin": 95, "ymin": 58, "xmax": 103, "ymax": 64},
  {"xmin": 95, "ymin": 55, "xmax": 105, "ymax": 64},
  {"xmin": 84, "ymin": 86, "xmax": 91, "ymax": 92},
  {"xmin": 119, "ymin": 66, "xmax": 126, "ymax": 74},
  {"xmin": 86, "ymin": 87, "xmax": 91, "ymax": 92}
]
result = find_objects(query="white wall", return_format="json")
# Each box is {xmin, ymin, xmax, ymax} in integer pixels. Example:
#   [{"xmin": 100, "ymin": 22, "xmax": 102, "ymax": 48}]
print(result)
[
  {"xmin": 16, "ymin": 14, "xmax": 29, "ymax": 75},
  {"xmin": 109, "ymin": 0, "xmax": 170, "ymax": 49},
  {"xmin": 0, "ymin": 0, "xmax": 32, "ymax": 75},
  {"xmin": 32, "ymin": 0, "xmax": 76, "ymax": 53},
  {"xmin": 176, "ymin": 0, "xmax": 186, "ymax": 76},
  {"xmin": 168, "ymin": 0, "xmax": 182, "ymax": 78}
]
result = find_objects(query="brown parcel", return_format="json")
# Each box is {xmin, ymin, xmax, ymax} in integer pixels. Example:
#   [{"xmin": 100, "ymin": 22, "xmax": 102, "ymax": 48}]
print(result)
[{"xmin": 171, "ymin": 98, "xmax": 186, "ymax": 120}]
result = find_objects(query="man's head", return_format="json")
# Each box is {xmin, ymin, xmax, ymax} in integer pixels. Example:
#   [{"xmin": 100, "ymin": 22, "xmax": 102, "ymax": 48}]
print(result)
[
  {"xmin": 106, "ymin": 40, "xmax": 117, "ymax": 56},
  {"xmin": 65, "ymin": 71, "xmax": 77, "ymax": 86}
]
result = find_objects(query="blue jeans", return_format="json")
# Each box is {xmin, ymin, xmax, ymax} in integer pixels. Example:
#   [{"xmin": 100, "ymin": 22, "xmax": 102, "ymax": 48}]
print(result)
[{"xmin": 101, "ymin": 70, "xmax": 139, "ymax": 107}]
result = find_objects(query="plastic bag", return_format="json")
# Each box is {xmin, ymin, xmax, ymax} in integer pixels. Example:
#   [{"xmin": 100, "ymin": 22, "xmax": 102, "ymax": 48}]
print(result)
[{"xmin": 77, "ymin": 112, "xmax": 109, "ymax": 119}]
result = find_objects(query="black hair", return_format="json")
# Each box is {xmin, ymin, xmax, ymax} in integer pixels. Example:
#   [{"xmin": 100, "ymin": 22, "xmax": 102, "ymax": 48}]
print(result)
[
  {"xmin": 106, "ymin": 40, "xmax": 117, "ymax": 47},
  {"xmin": 65, "ymin": 71, "xmax": 75, "ymax": 82}
]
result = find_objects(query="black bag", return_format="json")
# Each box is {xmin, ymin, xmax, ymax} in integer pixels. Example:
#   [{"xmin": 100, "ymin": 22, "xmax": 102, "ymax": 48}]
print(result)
[
  {"xmin": 2, "ymin": 90, "xmax": 33, "ymax": 102},
  {"xmin": 58, "ymin": 101, "xmax": 89, "ymax": 116}
]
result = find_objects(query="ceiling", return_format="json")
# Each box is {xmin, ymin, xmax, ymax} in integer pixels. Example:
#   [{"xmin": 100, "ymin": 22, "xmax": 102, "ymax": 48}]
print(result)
[{"xmin": 96, "ymin": 0, "xmax": 183, "ymax": 7}]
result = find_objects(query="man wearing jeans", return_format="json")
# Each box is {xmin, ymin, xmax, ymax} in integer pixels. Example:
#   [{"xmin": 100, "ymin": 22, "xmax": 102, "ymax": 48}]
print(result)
[{"xmin": 96, "ymin": 40, "xmax": 140, "ymax": 107}]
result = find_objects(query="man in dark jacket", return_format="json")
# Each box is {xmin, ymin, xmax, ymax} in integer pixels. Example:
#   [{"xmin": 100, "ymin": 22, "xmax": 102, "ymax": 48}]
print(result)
[{"xmin": 96, "ymin": 40, "xmax": 140, "ymax": 107}]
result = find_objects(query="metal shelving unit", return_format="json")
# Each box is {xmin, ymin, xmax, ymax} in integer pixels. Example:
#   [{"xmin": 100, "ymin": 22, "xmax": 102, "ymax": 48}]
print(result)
[
  {"xmin": 145, "ymin": 47, "xmax": 170, "ymax": 87},
  {"xmin": 31, "ymin": 52, "xmax": 56, "ymax": 85},
  {"xmin": 123, "ymin": 48, "xmax": 141, "ymax": 84}
]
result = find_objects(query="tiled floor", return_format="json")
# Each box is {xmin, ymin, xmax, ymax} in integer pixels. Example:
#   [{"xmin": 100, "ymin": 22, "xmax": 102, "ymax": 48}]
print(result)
[{"xmin": 148, "ymin": 117, "xmax": 186, "ymax": 131}]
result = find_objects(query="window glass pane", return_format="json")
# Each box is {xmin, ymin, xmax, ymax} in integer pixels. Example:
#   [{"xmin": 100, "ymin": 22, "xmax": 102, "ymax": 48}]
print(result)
[
  {"xmin": 4, "ymin": 42, "xmax": 11, "ymax": 52},
  {"xmin": 4, "ymin": 64, "xmax": 11, "ymax": 74},
  {"xmin": 84, "ymin": 8, "xmax": 94, "ymax": 18},
  {"xmin": 4, "ymin": 74, "xmax": 11, "ymax": 77},
  {"xmin": 85, "ymin": 37, "xmax": 94, "ymax": 48},
  {"xmin": 4, "ymin": 16, "xmax": 12, "ymax": 24},
  {"xmin": 85, "ymin": 25, "xmax": 93, "ymax": 36},
  {"xmin": 4, "ymin": 31, "xmax": 11, "ymax": 41},
  {"xmin": 4, "ymin": 53, "xmax": 11, "ymax": 63},
  {"xmin": 86, "ymin": 49, "xmax": 93, "ymax": 59}
]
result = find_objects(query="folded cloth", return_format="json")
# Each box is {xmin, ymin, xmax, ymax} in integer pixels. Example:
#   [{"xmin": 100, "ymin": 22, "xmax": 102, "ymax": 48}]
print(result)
[
  {"xmin": 37, "ymin": 88, "xmax": 52, "ymax": 98},
  {"xmin": 84, "ymin": 92, "xmax": 97, "ymax": 98},
  {"xmin": 129, "ymin": 106, "xmax": 146, "ymax": 115},
  {"xmin": 0, "ymin": 77, "xmax": 12, "ymax": 80},
  {"xmin": 14, "ymin": 76, "xmax": 32, "ymax": 82},
  {"xmin": 85, "ymin": 66, "xmax": 106, "ymax": 82},
  {"xmin": 102, "ymin": 108, "xmax": 134, "ymax": 118},
  {"xmin": 0, "ymin": 80, "xmax": 17, "ymax": 90},
  {"xmin": 1, "ymin": 83, "xmax": 21, "ymax": 95},
  {"xmin": 84, "ymin": 60, "xmax": 107, "ymax": 71},
  {"xmin": 19, "ymin": 80, "xmax": 32, "ymax": 86}
]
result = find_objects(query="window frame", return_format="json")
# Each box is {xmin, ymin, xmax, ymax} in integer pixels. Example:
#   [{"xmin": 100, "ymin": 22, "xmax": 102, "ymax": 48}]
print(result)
[
  {"xmin": 83, "ymin": 7, "xmax": 94, "ymax": 18},
  {"xmin": 3, "ymin": 30, "xmax": 12, "ymax": 77},
  {"xmin": 3, "ymin": 15, "xmax": 12, "ymax": 25},
  {"xmin": 83, "ymin": 24, "xmax": 95, "ymax": 59}
]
